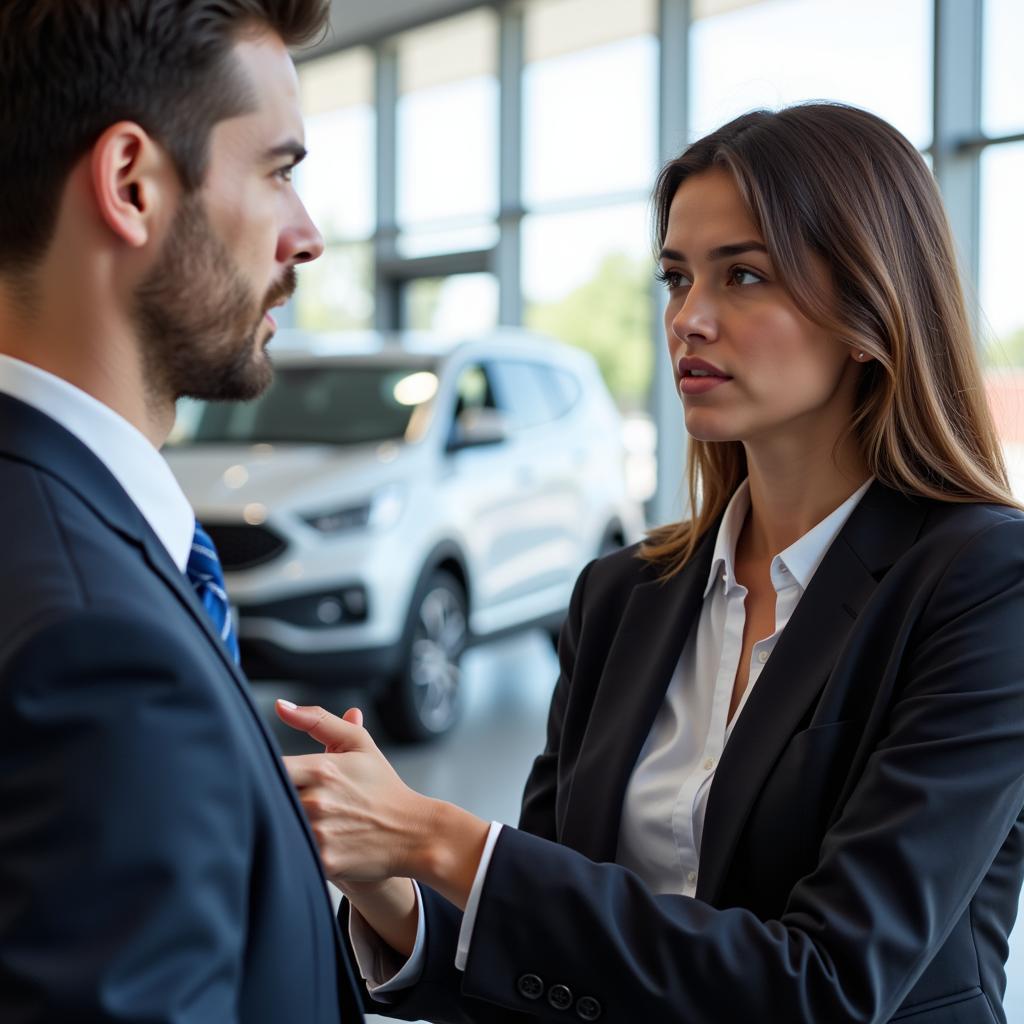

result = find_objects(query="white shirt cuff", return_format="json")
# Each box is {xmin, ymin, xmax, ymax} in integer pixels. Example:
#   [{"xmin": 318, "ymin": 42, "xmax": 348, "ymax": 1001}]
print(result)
[
  {"xmin": 347, "ymin": 881, "xmax": 426, "ymax": 998},
  {"xmin": 455, "ymin": 821, "xmax": 504, "ymax": 971}
]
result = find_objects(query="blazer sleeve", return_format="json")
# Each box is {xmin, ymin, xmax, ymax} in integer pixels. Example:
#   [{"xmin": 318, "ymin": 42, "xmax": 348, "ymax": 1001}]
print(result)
[
  {"xmin": 355, "ymin": 562, "xmax": 600, "ymax": 1024},
  {"xmin": 448, "ymin": 516, "xmax": 1024, "ymax": 1023},
  {"xmin": 0, "ymin": 612, "xmax": 252, "ymax": 1023}
]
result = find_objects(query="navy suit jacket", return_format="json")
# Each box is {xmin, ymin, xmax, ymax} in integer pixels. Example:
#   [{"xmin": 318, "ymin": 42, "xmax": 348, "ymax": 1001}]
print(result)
[
  {"xmin": 0, "ymin": 394, "xmax": 364, "ymax": 1023},
  {"xmin": 370, "ymin": 483, "xmax": 1024, "ymax": 1024}
]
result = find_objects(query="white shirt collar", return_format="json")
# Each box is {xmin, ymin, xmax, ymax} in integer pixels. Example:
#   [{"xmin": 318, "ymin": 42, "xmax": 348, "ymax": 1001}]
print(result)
[
  {"xmin": 704, "ymin": 475, "xmax": 874, "ymax": 598},
  {"xmin": 0, "ymin": 354, "xmax": 195, "ymax": 571}
]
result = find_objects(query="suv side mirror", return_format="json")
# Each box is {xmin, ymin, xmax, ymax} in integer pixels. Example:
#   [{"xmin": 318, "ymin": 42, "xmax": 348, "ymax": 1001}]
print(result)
[{"xmin": 447, "ymin": 407, "xmax": 509, "ymax": 452}]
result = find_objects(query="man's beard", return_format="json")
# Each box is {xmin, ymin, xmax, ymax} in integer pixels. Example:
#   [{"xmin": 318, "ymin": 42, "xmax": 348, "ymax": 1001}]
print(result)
[{"xmin": 133, "ymin": 192, "xmax": 295, "ymax": 404}]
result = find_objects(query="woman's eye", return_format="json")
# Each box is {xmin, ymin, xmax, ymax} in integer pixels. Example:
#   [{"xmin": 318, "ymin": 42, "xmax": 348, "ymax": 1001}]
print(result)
[
  {"xmin": 276, "ymin": 166, "xmax": 294, "ymax": 183},
  {"xmin": 656, "ymin": 268, "xmax": 689, "ymax": 291},
  {"xmin": 730, "ymin": 267, "xmax": 763, "ymax": 286}
]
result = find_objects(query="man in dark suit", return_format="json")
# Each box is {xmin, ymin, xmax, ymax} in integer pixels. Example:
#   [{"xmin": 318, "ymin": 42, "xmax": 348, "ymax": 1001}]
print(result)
[{"xmin": 0, "ymin": 3, "xmax": 364, "ymax": 1021}]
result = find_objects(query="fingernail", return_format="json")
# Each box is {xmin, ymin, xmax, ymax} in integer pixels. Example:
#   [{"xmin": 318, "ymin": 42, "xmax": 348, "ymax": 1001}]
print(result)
[{"xmin": 277, "ymin": 699, "xmax": 298, "ymax": 710}]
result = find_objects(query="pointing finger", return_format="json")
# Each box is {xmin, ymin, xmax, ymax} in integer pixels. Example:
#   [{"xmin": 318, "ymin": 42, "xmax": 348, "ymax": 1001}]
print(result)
[{"xmin": 276, "ymin": 700, "xmax": 369, "ymax": 752}]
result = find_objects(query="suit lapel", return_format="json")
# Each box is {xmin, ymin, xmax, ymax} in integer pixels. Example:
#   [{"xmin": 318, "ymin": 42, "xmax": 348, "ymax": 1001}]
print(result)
[
  {"xmin": 0, "ymin": 395, "xmax": 348, "ymax": 953},
  {"xmin": 697, "ymin": 483, "xmax": 928, "ymax": 903},
  {"xmin": 133, "ymin": 489, "xmax": 352, "ymax": 947},
  {"xmin": 560, "ymin": 527, "xmax": 718, "ymax": 862},
  {"xmin": 0, "ymin": 395, "xmax": 279, "ymax": 762}
]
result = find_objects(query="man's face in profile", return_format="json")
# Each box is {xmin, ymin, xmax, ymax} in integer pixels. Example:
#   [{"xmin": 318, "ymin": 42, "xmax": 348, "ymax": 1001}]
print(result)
[{"xmin": 134, "ymin": 30, "xmax": 322, "ymax": 404}]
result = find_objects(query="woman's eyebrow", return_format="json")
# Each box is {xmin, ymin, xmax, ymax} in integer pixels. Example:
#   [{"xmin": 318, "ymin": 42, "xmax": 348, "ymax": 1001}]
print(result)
[{"xmin": 658, "ymin": 240, "xmax": 769, "ymax": 262}]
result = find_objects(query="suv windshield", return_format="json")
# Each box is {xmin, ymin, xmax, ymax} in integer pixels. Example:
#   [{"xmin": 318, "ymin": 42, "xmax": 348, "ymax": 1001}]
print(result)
[{"xmin": 181, "ymin": 363, "xmax": 440, "ymax": 446}]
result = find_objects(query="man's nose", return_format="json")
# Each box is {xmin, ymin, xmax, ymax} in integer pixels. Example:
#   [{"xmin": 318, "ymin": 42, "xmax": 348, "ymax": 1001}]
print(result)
[{"xmin": 279, "ymin": 198, "xmax": 324, "ymax": 266}]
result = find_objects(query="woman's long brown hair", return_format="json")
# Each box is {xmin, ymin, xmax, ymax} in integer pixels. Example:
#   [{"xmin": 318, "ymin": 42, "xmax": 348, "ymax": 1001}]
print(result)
[{"xmin": 642, "ymin": 103, "xmax": 1017, "ymax": 575}]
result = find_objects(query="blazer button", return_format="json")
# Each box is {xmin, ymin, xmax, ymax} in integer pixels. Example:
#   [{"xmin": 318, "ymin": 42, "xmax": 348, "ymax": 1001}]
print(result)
[
  {"xmin": 517, "ymin": 974, "xmax": 544, "ymax": 1000},
  {"xmin": 548, "ymin": 984, "xmax": 573, "ymax": 1010},
  {"xmin": 576, "ymin": 995, "xmax": 602, "ymax": 1020}
]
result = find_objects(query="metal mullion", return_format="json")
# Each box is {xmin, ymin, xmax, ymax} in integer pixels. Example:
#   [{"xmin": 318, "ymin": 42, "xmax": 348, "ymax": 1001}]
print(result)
[
  {"xmin": 932, "ymin": 0, "xmax": 984, "ymax": 330},
  {"xmin": 955, "ymin": 130, "xmax": 1024, "ymax": 154},
  {"xmin": 377, "ymin": 248, "xmax": 495, "ymax": 281},
  {"xmin": 373, "ymin": 40, "xmax": 401, "ymax": 331},
  {"xmin": 649, "ymin": 0, "xmax": 691, "ymax": 527},
  {"xmin": 495, "ymin": 2, "xmax": 525, "ymax": 327}
]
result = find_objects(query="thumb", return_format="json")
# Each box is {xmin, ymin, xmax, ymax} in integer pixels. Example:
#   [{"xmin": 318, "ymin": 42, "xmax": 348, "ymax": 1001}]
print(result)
[{"xmin": 275, "ymin": 700, "xmax": 368, "ymax": 752}]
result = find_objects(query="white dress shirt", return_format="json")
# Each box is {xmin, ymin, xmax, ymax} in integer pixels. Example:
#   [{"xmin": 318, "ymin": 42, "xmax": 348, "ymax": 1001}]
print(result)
[
  {"xmin": 356, "ymin": 475, "xmax": 873, "ymax": 995},
  {"xmin": 0, "ymin": 354, "xmax": 194, "ymax": 569}
]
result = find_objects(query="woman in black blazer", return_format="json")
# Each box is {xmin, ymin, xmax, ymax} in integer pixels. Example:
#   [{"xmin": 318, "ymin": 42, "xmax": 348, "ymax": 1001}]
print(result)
[{"xmin": 279, "ymin": 103, "xmax": 1024, "ymax": 1024}]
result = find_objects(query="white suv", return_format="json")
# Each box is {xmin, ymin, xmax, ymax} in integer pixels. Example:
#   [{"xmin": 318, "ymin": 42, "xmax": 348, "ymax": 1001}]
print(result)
[{"xmin": 166, "ymin": 328, "xmax": 644, "ymax": 741}]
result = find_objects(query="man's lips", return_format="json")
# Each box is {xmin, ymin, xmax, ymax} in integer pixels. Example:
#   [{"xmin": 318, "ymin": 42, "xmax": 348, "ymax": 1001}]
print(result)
[{"xmin": 262, "ymin": 295, "xmax": 291, "ymax": 330}]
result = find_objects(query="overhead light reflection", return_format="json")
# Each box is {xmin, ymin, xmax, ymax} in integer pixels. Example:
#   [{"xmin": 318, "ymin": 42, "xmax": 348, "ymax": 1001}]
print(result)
[
  {"xmin": 223, "ymin": 465, "xmax": 249, "ymax": 489},
  {"xmin": 243, "ymin": 503, "xmax": 267, "ymax": 525},
  {"xmin": 393, "ymin": 371, "xmax": 439, "ymax": 407}
]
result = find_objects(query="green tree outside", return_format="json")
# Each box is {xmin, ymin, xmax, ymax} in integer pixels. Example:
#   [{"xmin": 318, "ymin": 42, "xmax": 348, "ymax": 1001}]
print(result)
[
  {"xmin": 985, "ymin": 326, "xmax": 1024, "ymax": 368},
  {"xmin": 526, "ymin": 251, "xmax": 654, "ymax": 410}
]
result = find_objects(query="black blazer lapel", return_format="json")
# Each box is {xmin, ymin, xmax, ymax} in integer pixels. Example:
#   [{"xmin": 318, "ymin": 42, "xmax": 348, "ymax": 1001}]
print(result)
[
  {"xmin": 560, "ymin": 526, "xmax": 719, "ymax": 862},
  {"xmin": 697, "ymin": 483, "xmax": 929, "ymax": 904}
]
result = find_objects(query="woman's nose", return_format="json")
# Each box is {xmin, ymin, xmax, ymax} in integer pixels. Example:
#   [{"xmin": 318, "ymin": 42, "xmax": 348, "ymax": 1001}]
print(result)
[{"xmin": 669, "ymin": 285, "xmax": 717, "ymax": 345}]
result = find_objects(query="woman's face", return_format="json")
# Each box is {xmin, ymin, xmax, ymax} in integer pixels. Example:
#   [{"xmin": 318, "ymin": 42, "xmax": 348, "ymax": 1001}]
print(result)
[{"xmin": 661, "ymin": 168, "xmax": 861, "ymax": 449}]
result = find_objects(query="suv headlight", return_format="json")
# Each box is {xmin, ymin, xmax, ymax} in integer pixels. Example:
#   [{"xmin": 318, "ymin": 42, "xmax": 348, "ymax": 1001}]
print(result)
[{"xmin": 302, "ymin": 483, "xmax": 406, "ymax": 535}]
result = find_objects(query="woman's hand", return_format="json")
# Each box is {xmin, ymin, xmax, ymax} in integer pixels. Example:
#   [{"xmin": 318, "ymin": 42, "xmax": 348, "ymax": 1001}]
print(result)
[
  {"xmin": 276, "ymin": 702, "xmax": 435, "ymax": 884},
  {"xmin": 276, "ymin": 701, "xmax": 491, "ymax": 914}
]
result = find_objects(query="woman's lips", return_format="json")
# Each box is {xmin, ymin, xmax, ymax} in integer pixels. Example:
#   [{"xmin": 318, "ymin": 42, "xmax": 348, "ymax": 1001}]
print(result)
[
  {"xmin": 679, "ymin": 375, "xmax": 730, "ymax": 395},
  {"xmin": 678, "ymin": 367, "xmax": 732, "ymax": 395}
]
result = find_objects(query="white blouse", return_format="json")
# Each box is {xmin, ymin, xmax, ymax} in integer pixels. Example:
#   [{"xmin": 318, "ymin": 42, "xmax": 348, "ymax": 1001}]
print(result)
[
  {"xmin": 615, "ymin": 477, "xmax": 873, "ymax": 895},
  {"xmin": 354, "ymin": 475, "xmax": 874, "ymax": 991}
]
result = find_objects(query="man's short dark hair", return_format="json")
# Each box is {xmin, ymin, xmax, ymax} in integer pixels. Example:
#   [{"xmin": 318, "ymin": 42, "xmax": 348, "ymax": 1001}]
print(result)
[{"xmin": 0, "ymin": 0, "xmax": 330, "ymax": 274}]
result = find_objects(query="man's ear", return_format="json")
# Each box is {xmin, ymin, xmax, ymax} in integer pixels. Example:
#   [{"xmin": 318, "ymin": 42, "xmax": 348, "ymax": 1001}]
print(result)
[{"xmin": 89, "ymin": 122, "xmax": 176, "ymax": 249}]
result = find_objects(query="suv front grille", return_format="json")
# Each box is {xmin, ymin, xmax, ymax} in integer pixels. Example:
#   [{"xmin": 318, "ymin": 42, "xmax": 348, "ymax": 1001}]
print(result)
[{"xmin": 204, "ymin": 523, "xmax": 287, "ymax": 571}]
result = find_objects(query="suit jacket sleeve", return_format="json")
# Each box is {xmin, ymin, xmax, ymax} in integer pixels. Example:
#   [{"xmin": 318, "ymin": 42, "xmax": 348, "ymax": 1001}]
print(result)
[
  {"xmin": 0, "ymin": 612, "xmax": 253, "ymax": 1023},
  {"xmin": 382, "ymin": 517, "xmax": 1024, "ymax": 1023}
]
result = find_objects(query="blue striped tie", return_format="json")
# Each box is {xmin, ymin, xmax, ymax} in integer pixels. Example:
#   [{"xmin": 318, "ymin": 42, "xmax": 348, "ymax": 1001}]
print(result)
[{"xmin": 186, "ymin": 521, "xmax": 240, "ymax": 664}]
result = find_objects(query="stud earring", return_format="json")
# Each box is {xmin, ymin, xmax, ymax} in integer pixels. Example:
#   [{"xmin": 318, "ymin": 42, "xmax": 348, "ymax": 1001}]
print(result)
[{"xmin": 855, "ymin": 351, "xmax": 867, "ymax": 361}]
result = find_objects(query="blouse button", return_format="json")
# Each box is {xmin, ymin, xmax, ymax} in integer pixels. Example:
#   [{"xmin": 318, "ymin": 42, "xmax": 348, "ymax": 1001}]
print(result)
[{"xmin": 757, "ymin": 650, "xmax": 769, "ymax": 664}]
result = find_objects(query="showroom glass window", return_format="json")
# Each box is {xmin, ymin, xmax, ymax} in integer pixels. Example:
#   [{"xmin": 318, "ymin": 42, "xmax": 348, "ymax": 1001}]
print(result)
[
  {"xmin": 689, "ymin": 0, "xmax": 932, "ymax": 148},
  {"xmin": 392, "ymin": 11, "xmax": 501, "ymax": 333},
  {"xmin": 294, "ymin": 48, "xmax": 376, "ymax": 331},
  {"xmin": 521, "ymin": 0, "xmax": 658, "ymax": 413},
  {"xmin": 396, "ymin": 9, "xmax": 499, "ymax": 258},
  {"xmin": 980, "ymin": 144, "xmax": 1024, "ymax": 497},
  {"xmin": 979, "ymin": 0, "xmax": 1024, "ymax": 501},
  {"xmin": 982, "ymin": 0, "xmax": 1024, "ymax": 140}
]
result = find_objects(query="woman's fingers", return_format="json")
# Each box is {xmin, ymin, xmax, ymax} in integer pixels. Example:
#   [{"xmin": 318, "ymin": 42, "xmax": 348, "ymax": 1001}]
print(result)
[
  {"xmin": 275, "ymin": 701, "xmax": 370, "ymax": 752},
  {"xmin": 282, "ymin": 752, "xmax": 339, "ymax": 789}
]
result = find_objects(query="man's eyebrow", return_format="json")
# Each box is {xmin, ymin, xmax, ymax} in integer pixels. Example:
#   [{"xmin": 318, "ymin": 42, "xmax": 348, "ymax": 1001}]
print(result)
[
  {"xmin": 658, "ymin": 240, "xmax": 769, "ymax": 262},
  {"xmin": 264, "ymin": 141, "xmax": 308, "ymax": 165}
]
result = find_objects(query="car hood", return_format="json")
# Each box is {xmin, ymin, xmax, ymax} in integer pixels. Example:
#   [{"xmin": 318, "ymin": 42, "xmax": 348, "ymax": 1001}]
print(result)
[{"xmin": 164, "ymin": 442, "xmax": 412, "ymax": 518}]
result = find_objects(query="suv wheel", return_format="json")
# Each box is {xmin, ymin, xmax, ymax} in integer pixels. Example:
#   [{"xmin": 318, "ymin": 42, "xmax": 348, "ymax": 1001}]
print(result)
[{"xmin": 375, "ymin": 569, "xmax": 468, "ymax": 742}]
